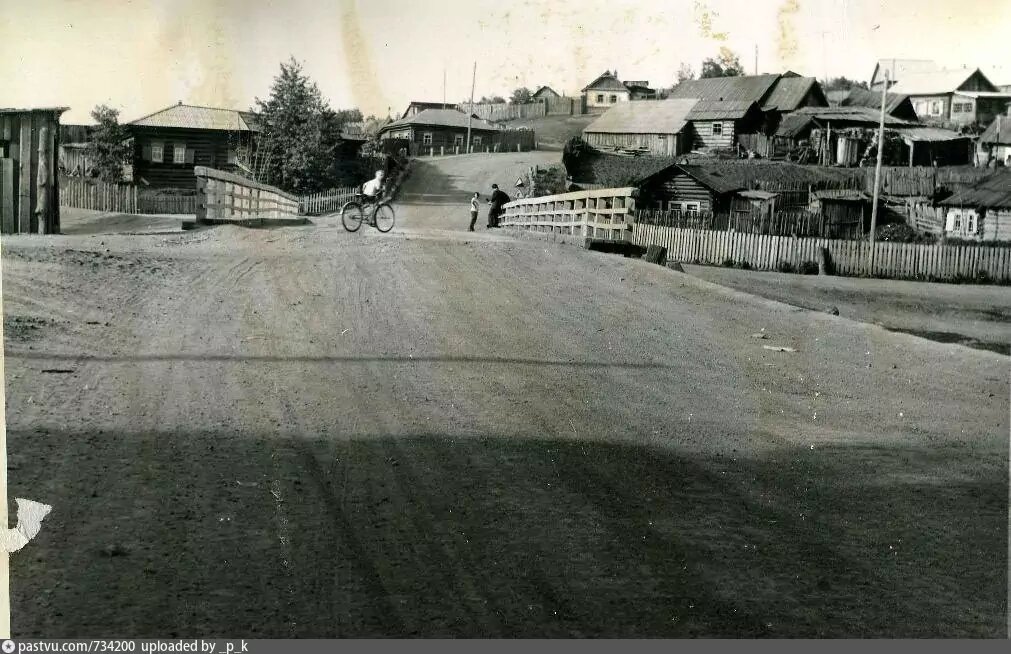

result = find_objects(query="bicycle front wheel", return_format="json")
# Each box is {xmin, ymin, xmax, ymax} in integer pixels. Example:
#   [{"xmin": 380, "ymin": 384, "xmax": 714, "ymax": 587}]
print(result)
[
  {"xmin": 341, "ymin": 201, "xmax": 364, "ymax": 232},
  {"xmin": 373, "ymin": 202, "xmax": 396, "ymax": 233}
]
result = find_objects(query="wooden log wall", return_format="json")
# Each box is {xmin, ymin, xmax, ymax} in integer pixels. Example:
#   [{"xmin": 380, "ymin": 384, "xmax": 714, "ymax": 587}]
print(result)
[{"xmin": 1, "ymin": 109, "xmax": 64, "ymax": 234}]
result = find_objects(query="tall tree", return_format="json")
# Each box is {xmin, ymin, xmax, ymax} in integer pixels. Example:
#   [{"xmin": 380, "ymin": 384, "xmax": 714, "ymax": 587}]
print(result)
[
  {"xmin": 701, "ymin": 47, "xmax": 745, "ymax": 79},
  {"xmin": 676, "ymin": 62, "xmax": 697, "ymax": 84},
  {"xmin": 254, "ymin": 57, "xmax": 359, "ymax": 193},
  {"xmin": 85, "ymin": 105, "xmax": 131, "ymax": 183}
]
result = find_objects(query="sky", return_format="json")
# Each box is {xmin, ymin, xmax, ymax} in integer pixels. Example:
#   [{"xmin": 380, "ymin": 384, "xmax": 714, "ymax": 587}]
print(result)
[{"xmin": 3, "ymin": 0, "xmax": 1011, "ymax": 124}]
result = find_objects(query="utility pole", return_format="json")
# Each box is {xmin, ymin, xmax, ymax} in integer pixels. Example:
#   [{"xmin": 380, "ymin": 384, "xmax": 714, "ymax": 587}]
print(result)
[
  {"xmin": 443, "ymin": 68, "xmax": 447, "ymax": 109},
  {"xmin": 466, "ymin": 61, "xmax": 476, "ymax": 153},
  {"xmin": 754, "ymin": 44, "xmax": 758, "ymax": 75},
  {"xmin": 869, "ymin": 71, "xmax": 888, "ymax": 271}
]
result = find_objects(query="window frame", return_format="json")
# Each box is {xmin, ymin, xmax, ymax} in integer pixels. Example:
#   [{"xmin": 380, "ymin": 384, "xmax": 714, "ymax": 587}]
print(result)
[
  {"xmin": 711, "ymin": 122, "xmax": 724, "ymax": 136},
  {"xmin": 472, "ymin": 135, "xmax": 483, "ymax": 147},
  {"xmin": 150, "ymin": 141, "xmax": 164, "ymax": 163},
  {"xmin": 422, "ymin": 132, "xmax": 433, "ymax": 146},
  {"xmin": 609, "ymin": 95, "xmax": 618, "ymax": 103},
  {"xmin": 454, "ymin": 134, "xmax": 464, "ymax": 147},
  {"xmin": 596, "ymin": 94, "xmax": 604, "ymax": 103},
  {"xmin": 173, "ymin": 144, "xmax": 187, "ymax": 164}
]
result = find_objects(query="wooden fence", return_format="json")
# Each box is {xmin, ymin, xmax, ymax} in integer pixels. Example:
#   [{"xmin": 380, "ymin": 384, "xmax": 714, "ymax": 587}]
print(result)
[
  {"xmin": 632, "ymin": 224, "xmax": 1011, "ymax": 282},
  {"xmin": 460, "ymin": 102, "xmax": 547, "ymax": 122},
  {"xmin": 500, "ymin": 187, "xmax": 637, "ymax": 241},
  {"xmin": 299, "ymin": 186, "xmax": 357, "ymax": 215},
  {"xmin": 60, "ymin": 176, "xmax": 138, "ymax": 213},
  {"xmin": 195, "ymin": 166, "xmax": 300, "ymax": 225},
  {"xmin": 636, "ymin": 209, "xmax": 864, "ymax": 240},
  {"xmin": 137, "ymin": 193, "xmax": 197, "ymax": 214}
]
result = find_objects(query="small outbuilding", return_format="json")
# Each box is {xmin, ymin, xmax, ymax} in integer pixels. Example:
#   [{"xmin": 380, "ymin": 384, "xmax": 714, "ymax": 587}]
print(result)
[{"xmin": 939, "ymin": 169, "xmax": 1011, "ymax": 241}]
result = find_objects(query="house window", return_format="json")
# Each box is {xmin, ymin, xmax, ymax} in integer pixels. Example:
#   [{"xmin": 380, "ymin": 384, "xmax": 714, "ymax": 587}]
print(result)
[
  {"xmin": 930, "ymin": 101, "xmax": 943, "ymax": 116},
  {"xmin": 711, "ymin": 122, "xmax": 723, "ymax": 136},
  {"xmin": 227, "ymin": 148, "xmax": 238, "ymax": 164},
  {"xmin": 967, "ymin": 213, "xmax": 977, "ymax": 234},
  {"xmin": 667, "ymin": 201, "xmax": 680, "ymax": 212},
  {"xmin": 422, "ymin": 132, "xmax": 433, "ymax": 145},
  {"xmin": 684, "ymin": 202, "xmax": 700, "ymax": 217},
  {"xmin": 173, "ymin": 144, "xmax": 187, "ymax": 164},
  {"xmin": 596, "ymin": 94, "xmax": 604, "ymax": 103},
  {"xmin": 610, "ymin": 95, "xmax": 618, "ymax": 103},
  {"xmin": 472, "ymin": 135, "xmax": 483, "ymax": 146},
  {"xmin": 151, "ymin": 142, "xmax": 164, "ymax": 163},
  {"xmin": 454, "ymin": 134, "xmax": 464, "ymax": 147}
]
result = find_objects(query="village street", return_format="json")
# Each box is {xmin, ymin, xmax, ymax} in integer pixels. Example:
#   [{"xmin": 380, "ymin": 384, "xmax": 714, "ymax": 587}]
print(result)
[{"xmin": 2, "ymin": 153, "xmax": 1008, "ymax": 637}]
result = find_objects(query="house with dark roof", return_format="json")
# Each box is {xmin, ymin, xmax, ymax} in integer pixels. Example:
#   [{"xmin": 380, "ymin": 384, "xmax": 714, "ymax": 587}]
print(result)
[
  {"xmin": 581, "ymin": 99, "xmax": 697, "ymax": 156},
  {"xmin": 885, "ymin": 68, "xmax": 1009, "ymax": 126},
  {"xmin": 377, "ymin": 108, "xmax": 500, "ymax": 154},
  {"xmin": 939, "ymin": 169, "xmax": 1011, "ymax": 241},
  {"xmin": 581, "ymin": 71, "xmax": 656, "ymax": 111},
  {"xmin": 838, "ymin": 87, "xmax": 917, "ymax": 120},
  {"xmin": 978, "ymin": 112, "xmax": 1011, "ymax": 168},
  {"xmin": 126, "ymin": 102, "xmax": 260, "ymax": 188},
  {"xmin": 400, "ymin": 101, "xmax": 450, "ymax": 120},
  {"xmin": 668, "ymin": 73, "xmax": 827, "ymax": 115},
  {"xmin": 869, "ymin": 59, "xmax": 939, "ymax": 91}
]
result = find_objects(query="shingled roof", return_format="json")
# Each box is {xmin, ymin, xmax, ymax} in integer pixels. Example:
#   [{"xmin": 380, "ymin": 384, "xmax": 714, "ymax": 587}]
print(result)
[
  {"xmin": 839, "ymin": 87, "xmax": 917, "ymax": 119},
  {"xmin": 685, "ymin": 100, "xmax": 757, "ymax": 121},
  {"xmin": 582, "ymin": 71, "xmax": 628, "ymax": 92},
  {"xmin": 979, "ymin": 114, "xmax": 1011, "ymax": 145},
  {"xmin": 669, "ymin": 74, "xmax": 780, "ymax": 104},
  {"xmin": 380, "ymin": 108, "xmax": 500, "ymax": 132},
  {"xmin": 939, "ymin": 169, "xmax": 1011, "ymax": 209},
  {"xmin": 761, "ymin": 76, "xmax": 826, "ymax": 111},
  {"xmin": 128, "ymin": 103, "xmax": 259, "ymax": 131}
]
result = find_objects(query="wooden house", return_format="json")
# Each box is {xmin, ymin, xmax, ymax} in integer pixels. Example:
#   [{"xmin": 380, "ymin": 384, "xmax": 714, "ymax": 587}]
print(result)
[
  {"xmin": 684, "ymin": 100, "xmax": 764, "ymax": 150},
  {"xmin": 126, "ymin": 103, "xmax": 259, "ymax": 188},
  {"xmin": 532, "ymin": 86, "xmax": 561, "ymax": 101},
  {"xmin": 581, "ymin": 71, "xmax": 656, "ymax": 111},
  {"xmin": 1, "ymin": 107, "xmax": 67, "ymax": 234},
  {"xmin": 839, "ymin": 88, "xmax": 918, "ymax": 120},
  {"xmin": 869, "ymin": 59, "xmax": 939, "ymax": 91},
  {"xmin": 400, "ymin": 101, "xmax": 451, "ymax": 119},
  {"xmin": 581, "ymin": 99, "xmax": 697, "ymax": 156},
  {"xmin": 939, "ymin": 169, "xmax": 1011, "ymax": 241},
  {"xmin": 669, "ymin": 73, "xmax": 827, "ymax": 117},
  {"xmin": 377, "ymin": 108, "xmax": 500, "ymax": 153},
  {"xmin": 886, "ymin": 68, "xmax": 1006, "ymax": 126}
]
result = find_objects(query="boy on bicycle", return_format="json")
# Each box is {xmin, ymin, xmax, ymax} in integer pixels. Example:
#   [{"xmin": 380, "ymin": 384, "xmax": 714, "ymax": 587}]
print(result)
[{"xmin": 362, "ymin": 170, "xmax": 386, "ymax": 201}]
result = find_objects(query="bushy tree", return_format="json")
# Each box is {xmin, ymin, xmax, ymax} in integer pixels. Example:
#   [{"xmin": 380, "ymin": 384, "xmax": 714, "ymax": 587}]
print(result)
[
  {"xmin": 254, "ymin": 58, "xmax": 362, "ymax": 193},
  {"xmin": 824, "ymin": 76, "xmax": 869, "ymax": 91},
  {"xmin": 562, "ymin": 137, "xmax": 591, "ymax": 178},
  {"xmin": 510, "ymin": 87, "xmax": 533, "ymax": 104},
  {"xmin": 86, "ymin": 105, "xmax": 131, "ymax": 183},
  {"xmin": 701, "ymin": 47, "xmax": 744, "ymax": 78},
  {"xmin": 480, "ymin": 95, "xmax": 506, "ymax": 104},
  {"xmin": 676, "ymin": 62, "xmax": 696, "ymax": 84}
]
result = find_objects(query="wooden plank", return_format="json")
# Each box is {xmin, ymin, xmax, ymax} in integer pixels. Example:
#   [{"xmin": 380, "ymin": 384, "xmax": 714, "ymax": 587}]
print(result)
[
  {"xmin": 0, "ymin": 159, "xmax": 13, "ymax": 234},
  {"xmin": 18, "ymin": 117, "xmax": 32, "ymax": 232}
]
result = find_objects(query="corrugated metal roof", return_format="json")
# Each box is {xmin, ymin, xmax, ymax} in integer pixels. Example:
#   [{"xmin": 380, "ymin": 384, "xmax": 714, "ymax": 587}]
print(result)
[
  {"xmin": 583, "ymin": 99, "xmax": 698, "ymax": 135},
  {"xmin": 979, "ymin": 115, "xmax": 1011, "ymax": 144},
  {"xmin": 840, "ymin": 88, "xmax": 915, "ymax": 117},
  {"xmin": 686, "ymin": 100, "xmax": 756, "ymax": 120},
  {"xmin": 381, "ymin": 108, "xmax": 500, "ymax": 131},
  {"xmin": 887, "ymin": 68, "xmax": 994, "ymax": 96},
  {"xmin": 894, "ymin": 126, "xmax": 968, "ymax": 142},
  {"xmin": 129, "ymin": 104, "xmax": 258, "ymax": 131},
  {"xmin": 761, "ymin": 76, "xmax": 824, "ymax": 111},
  {"xmin": 939, "ymin": 170, "xmax": 1011, "ymax": 208},
  {"xmin": 582, "ymin": 72, "xmax": 627, "ymax": 92},
  {"xmin": 668, "ymin": 75, "xmax": 779, "ymax": 104}
]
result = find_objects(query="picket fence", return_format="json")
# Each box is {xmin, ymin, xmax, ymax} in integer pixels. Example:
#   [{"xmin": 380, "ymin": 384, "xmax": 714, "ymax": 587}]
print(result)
[
  {"xmin": 633, "ymin": 224, "xmax": 1011, "ymax": 282},
  {"xmin": 299, "ymin": 186, "xmax": 358, "ymax": 215},
  {"xmin": 60, "ymin": 176, "xmax": 198, "ymax": 214}
]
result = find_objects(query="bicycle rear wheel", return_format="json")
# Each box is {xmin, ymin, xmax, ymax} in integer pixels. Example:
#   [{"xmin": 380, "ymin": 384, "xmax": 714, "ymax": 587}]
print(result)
[
  {"xmin": 373, "ymin": 202, "xmax": 396, "ymax": 233},
  {"xmin": 341, "ymin": 201, "xmax": 364, "ymax": 232}
]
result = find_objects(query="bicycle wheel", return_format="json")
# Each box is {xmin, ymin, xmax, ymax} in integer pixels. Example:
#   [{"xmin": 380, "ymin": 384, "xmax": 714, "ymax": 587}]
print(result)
[
  {"xmin": 373, "ymin": 202, "xmax": 396, "ymax": 233},
  {"xmin": 341, "ymin": 201, "xmax": 364, "ymax": 232}
]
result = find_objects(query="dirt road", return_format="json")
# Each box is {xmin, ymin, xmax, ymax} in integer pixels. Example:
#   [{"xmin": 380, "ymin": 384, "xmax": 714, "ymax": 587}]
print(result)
[{"xmin": 2, "ymin": 153, "xmax": 1008, "ymax": 637}]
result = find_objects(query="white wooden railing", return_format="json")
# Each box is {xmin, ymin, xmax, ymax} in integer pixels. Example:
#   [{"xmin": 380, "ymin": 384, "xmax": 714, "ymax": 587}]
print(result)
[
  {"xmin": 194, "ymin": 166, "xmax": 300, "ymax": 225},
  {"xmin": 499, "ymin": 187, "xmax": 638, "ymax": 241}
]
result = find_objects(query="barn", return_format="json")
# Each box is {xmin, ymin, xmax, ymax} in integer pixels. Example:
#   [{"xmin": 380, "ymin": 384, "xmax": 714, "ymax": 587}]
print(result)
[
  {"xmin": 581, "ymin": 99, "xmax": 698, "ymax": 156},
  {"xmin": 1, "ymin": 107, "xmax": 67, "ymax": 234}
]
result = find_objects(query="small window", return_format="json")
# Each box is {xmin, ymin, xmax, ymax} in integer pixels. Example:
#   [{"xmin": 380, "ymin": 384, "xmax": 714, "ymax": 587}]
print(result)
[
  {"xmin": 610, "ymin": 95, "xmax": 618, "ymax": 103},
  {"xmin": 596, "ymin": 94, "xmax": 604, "ymax": 103},
  {"xmin": 454, "ymin": 134, "xmax": 464, "ymax": 146},
  {"xmin": 422, "ymin": 132, "xmax": 433, "ymax": 145},
  {"xmin": 711, "ymin": 122, "xmax": 723, "ymax": 136},
  {"xmin": 667, "ymin": 201, "xmax": 680, "ymax": 211},
  {"xmin": 227, "ymin": 148, "xmax": 238, "ymax": 164},
  {"xmin": 685, "ymin": 202, "xmax": 700, "ymax": 217},
  {"xmin": 151, "ymin": 142, "xmax": 164, "ymax": 163},
  {"xmin": 173, "ymin": 144, "xmax": 187, "ymax": 164},
  {"xmin": 931, "ymin": 101, "xmax": 943, "ymax": 116},
  {"xmin": 472, "ymin": 136, "xmax": 483, "ymax": 146},
  {"xmin": 967, "ymin": 213, "xmax": 977, "ymax": 234}
]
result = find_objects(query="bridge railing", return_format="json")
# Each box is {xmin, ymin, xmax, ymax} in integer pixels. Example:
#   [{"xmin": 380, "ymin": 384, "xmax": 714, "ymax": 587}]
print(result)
[
  {"xmin": 499, "ymin": 187, "xmax": 638, "ymax": 241},
  {"xmin": 195, "ymin": 166, "xmax": 301, "ymax": 225}
]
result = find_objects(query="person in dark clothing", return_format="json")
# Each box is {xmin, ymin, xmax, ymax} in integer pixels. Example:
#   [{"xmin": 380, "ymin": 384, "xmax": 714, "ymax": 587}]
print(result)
[{"xmin": 487, "ymin": 184, "xmax": 510, "ymax": 228}]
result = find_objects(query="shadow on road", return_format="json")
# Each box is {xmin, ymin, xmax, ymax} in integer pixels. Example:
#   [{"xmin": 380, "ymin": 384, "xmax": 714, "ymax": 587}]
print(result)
[{"xmin": 10, "ymin": 428, "xmax": 1005, "ymax": 637}]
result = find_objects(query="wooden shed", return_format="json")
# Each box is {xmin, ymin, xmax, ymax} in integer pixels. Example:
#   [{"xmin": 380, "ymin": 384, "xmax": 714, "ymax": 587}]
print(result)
[
  {"xmin": 582, "ymin": 99, "xmax": 697, "ymax": 156},
  {"xmin": 1, "ymin": 107, "xmax": 67, "ymax": 234},
  {"xmin": 939, "ymin": 169, "xmax": 1011, "ymax": 241}
]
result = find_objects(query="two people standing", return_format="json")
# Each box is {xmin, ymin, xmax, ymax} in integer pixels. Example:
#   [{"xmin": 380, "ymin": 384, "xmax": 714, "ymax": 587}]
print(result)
[{"xmin": 468, "ymin": 183, "xmax": 510, "ymax": 231}]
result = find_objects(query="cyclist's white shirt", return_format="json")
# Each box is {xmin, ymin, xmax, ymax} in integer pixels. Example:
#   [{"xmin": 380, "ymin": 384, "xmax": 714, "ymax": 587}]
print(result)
[{"xmin": 362, "ymin": 178, "xmax": 382, "ymax": 197}]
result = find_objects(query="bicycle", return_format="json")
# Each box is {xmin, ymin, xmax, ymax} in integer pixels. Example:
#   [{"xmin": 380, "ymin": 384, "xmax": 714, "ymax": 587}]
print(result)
[{"xmin": 340, "ymin": 193, "xmax": 396, "ymax": 233}]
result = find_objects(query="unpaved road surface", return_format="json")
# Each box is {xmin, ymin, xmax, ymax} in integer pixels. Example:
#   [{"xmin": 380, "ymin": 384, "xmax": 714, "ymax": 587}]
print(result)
[{"xmin": 2, "ymin": 153, "xmax": 1008, "ymax": 637}]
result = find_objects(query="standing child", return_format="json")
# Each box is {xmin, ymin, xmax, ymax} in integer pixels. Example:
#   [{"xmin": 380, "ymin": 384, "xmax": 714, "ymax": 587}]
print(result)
[{"xmin": 469, "ymin": 192, "xmax": 480, "ymax": 231}]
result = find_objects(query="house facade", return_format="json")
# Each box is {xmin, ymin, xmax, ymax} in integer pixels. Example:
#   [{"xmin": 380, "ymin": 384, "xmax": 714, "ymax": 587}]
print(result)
[
  {"xmin": 378, "ymin": 108, "xmax": 501, "ymax": 153},
  {"xmin": 978, "ymin": 112, "xmax": 1011, "ymax": 167},
  {"xmin": 581, "ymin": 71, "xmax": 656, "ymax": 111},
  {"xmin": 886, "ymin": 69, "xmax": 1005, "ymax": 125},
  {"xmin": 939, "ymin": 169, "xmax": 1011, "ymax": 241},
  {"xmin": 127, "ymin": 103, "xmax": 258, "ymax": 188},
  {"xmin": 684, "ymin": 101, "xmax": 764, "ymax": 150},
  {"xmin": 532, "ymin": 86, "xmax": 561, "ymax": 101}
]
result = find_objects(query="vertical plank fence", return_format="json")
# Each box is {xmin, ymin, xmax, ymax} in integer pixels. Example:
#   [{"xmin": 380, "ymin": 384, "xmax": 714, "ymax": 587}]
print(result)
[{"xmin": 59, "ymin": 176, "xmax": 138, "ymax": 213}]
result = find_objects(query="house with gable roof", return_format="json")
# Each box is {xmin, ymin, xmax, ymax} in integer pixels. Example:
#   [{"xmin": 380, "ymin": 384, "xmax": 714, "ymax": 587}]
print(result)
[{"xmin": 581, "ymin": 71, "xmax": 657, "ymax": 111}]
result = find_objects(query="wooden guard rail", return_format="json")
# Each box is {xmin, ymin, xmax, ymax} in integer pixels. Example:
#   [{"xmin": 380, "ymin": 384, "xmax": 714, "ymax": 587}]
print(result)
[
  {"xmin": 195, "ymin": 166, "xmax": 301, "ymax": 225},
  {"xmin": 500, "ymin": 187, "xmax": 638, "ymax": 241}
]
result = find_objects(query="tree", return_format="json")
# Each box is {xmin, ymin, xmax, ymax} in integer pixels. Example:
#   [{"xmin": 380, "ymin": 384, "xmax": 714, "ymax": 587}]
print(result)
[
  {"xmin": 479, "ymin": 95, "xmax": 506, "ymax": 104},
  {"xmin": 823, "ymin": 76, "xmax": 869, "ymax": 92},
  {"xmin": 85, "ymin": 105, "xmax": 131, "ymax": 183},
  {"xmin": 561, "ymin": 137, "xmax": 591, "ymax": 178},
  {"xmin": 253, "ymin": 57, "xmax": 360, "ymax": 193},
  {"xmin": 701, "ymin": 47, "xmax": 745, "ymax": 78},
  {"xmin": 510, "ymin": 87, "xmax": 533, "ymax": 104},
  {"xmin": 676, "ymin": 62, "xmax": 696, "ymax": 84}
]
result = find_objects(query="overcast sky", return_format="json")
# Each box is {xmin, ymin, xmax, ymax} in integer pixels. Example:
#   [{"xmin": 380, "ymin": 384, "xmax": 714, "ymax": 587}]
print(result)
[{"xmin": 4, "ymin": 0, "xmax": 1010, "ymax": 124}]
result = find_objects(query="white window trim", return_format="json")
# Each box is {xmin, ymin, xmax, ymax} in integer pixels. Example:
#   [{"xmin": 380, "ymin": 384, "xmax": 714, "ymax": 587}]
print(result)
[
  {"xmin": 711, "ymin": 122, "xmax": 723, "ymax": 136},
  {"xmin": 150, "ymin": 142, "xmax": 164, "ymax": 163},
  {"xmin": 596, "ymin": 94, "xmax": 604, "ymax": 103},
  {"xmin": 173, "ymin": 144, "xmax": 187, "ymax": 164},
  {"xmin": 422, "ymin": 132, "xmax": 433, "ymax": 145},
  {"xmin": 472, "ymin": 135, "xmax": 483, "ymax": 146}
]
